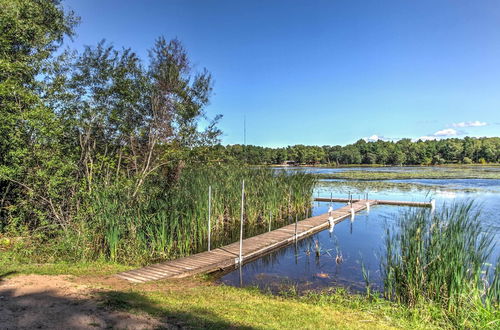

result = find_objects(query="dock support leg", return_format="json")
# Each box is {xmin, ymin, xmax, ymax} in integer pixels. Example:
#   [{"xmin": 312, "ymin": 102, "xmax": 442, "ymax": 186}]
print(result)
[
  {"xmin": 294, "ymin": 214, "xmax": 298, "ymax": 241},
  {"xmin": 328, "ymin": 216, "xmax": 335, "ymax": 232}
]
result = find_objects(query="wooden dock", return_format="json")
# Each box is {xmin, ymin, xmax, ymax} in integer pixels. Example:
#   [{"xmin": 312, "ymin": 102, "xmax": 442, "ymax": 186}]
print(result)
[{"xmin": 116, "ymin": 198, "xmax": 432, "ymax": 283}]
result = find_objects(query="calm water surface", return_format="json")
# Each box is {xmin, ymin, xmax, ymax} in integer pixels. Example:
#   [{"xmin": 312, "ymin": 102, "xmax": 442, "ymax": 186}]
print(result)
[{"xmin": 217, "ymin": 167, "xmax": 500, "ymax": 293}]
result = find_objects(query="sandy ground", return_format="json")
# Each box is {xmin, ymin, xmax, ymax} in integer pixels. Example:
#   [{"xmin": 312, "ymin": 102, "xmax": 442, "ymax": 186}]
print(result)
[{"xmin": 0, "ymin": 274, "xmax": 172, "ymax": 330}]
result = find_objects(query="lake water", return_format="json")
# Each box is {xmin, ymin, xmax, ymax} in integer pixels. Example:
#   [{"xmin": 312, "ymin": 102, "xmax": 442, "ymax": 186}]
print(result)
[{"xmin": 217, "ymin": 167, "xmax": 500, "ymax": 293}]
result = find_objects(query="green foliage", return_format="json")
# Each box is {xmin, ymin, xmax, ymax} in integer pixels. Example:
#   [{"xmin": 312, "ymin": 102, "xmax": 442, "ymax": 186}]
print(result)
[
  {"xmin": 215, "ymin": 137, "xmax": 500, "ymax": 165},
  {"xmin": 382, "ymin": 202, "xmax": 500, "ymax": 327},
  {"xmin": 0, "ymin": 1, "xmax": 223, "ymax": 236},
  {"xmin": 0, "ymin": 0, "xmax": 78, "ymax": 231},
  {"xmin": 7, "ymin": 165, "xmax": 315, "ymax": 265}
]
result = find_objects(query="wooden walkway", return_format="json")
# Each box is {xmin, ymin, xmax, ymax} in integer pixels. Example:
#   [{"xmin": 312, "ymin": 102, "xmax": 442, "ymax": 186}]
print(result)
[{"xmin": 116, "ymin": 198, "xmax": 431, "ymax": 283}]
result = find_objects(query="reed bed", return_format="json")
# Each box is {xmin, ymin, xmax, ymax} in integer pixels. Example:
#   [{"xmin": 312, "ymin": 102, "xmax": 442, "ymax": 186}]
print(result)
[
  {"xmin": 78, "ymin": 165, "xmax": 316, "ymax": 264},
  {"xmin": 382, "ymin": 202, "xmax": 500, "ymax": 327}
]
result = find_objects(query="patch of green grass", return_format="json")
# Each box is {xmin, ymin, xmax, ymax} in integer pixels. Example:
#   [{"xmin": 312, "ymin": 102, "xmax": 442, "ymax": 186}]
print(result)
[
  {"xmin": 97, "ymin": 283, "xmax": 445, "ymax": 329},
  {"xmin": 0, "ymin": 254, "xmax": 132, "ymax": 277}
]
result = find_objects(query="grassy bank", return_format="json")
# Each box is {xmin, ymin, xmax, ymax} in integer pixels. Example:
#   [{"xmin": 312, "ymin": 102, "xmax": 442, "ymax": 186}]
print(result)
[
  {"xmin": 97, "ymin": 281, "xmax": 435, "ymax": 329},
  {"xmin": 0, "ymin": 262, "xmax": 451, "ymax": 329}
]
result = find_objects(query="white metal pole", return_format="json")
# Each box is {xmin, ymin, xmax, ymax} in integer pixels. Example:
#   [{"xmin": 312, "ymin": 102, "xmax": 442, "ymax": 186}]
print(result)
[
  {"xmin": 269, "ymin": 210, "xmax": 272, "ymax": 232},
  {"xmin": 208, "ymin": 185, "xmax": 212, "ymax": 251},
  {"xmin": 239, "ymin": 180, "xmax": 245, "ymax": 264}
]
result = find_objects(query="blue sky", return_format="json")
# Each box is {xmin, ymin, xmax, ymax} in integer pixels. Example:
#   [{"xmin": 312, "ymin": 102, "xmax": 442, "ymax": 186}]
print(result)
[{"xmin": 63, "ymin": 0, "xmax": 500, "ymax": 147}]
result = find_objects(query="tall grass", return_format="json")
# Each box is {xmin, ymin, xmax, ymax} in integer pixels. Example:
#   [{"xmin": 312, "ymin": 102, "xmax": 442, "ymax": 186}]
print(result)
[
  {"xmin": 382, "ymin": 202, "xmax": 499, "ymax": 327},
  {"xmin": 75, "ymin": 165, "xmax": 315, "ymax": 264}
]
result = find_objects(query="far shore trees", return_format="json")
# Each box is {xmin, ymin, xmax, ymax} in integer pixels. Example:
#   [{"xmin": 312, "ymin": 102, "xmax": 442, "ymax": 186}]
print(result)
[{"xmin": 215, "ymin": 137, "xmax": 500, "ymax": 165}]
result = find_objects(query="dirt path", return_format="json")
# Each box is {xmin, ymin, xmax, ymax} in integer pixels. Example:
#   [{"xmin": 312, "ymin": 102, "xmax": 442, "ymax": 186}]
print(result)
[{"xmin": 0, "ymin": 274, "xmax": 171, "ymax": 330}]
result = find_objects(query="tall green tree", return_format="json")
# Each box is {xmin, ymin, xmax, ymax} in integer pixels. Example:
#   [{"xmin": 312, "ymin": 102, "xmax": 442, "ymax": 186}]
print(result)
[{"xmin": 0, "ymin": 0, "xmax": 78, "ymax": 230}]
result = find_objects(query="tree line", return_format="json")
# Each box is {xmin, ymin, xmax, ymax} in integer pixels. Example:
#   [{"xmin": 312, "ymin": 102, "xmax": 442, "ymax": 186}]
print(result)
[{"xmin": 209, "ymin": 137, "xmax": 500, "ymax": 165}]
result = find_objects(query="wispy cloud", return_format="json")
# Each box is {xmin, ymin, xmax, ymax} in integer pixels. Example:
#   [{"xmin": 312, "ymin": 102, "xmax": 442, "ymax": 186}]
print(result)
[
  {"xmin": 365, "ymin": 120, "xmax": 490, "ymax": 144},
  {"xmin": 363, "ymin": 134, "xmax": 387, "ymax": 142},
  {"xmin": 452, "ymin": 121, "xmax": 487, "ymax": 128},
  {"xmin": 414, "ymin": 127, "xmax": 466, "ymax": 141},
  {"xmin": 434, "ymin": 128, "xmax": 458, "ymax": 136}
]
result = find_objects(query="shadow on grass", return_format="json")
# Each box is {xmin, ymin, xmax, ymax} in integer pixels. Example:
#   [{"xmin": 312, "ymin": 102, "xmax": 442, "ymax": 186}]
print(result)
[
  {"xmin": 98, "ymin": 290, "xmax": 254, "ymax": 329},
  {"xmin": 0, "ymin": 283, "xmax": 254, "ymax": 329}
]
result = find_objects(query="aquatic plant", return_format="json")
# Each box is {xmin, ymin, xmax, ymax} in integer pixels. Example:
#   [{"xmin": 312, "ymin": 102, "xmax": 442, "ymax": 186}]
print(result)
[
  {"xmin": 360, "ymin": 258, "xmax": 371, "ymax": 297},
  {"xmin": 318, "ymin": 167, "xmax": 500, "ymax": 181},
  {"xmin": 77, "ymin": 164, "xmax": 316, "ymax": 264},
  {"xmin": 382, "ymin": 201, "xmax": 499, "ymax": 326}
]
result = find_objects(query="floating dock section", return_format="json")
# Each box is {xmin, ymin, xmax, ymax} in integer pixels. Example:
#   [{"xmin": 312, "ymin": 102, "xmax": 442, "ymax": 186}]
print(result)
[
  {"xmin": 314, "ymin": 197, "xmax": 433, "ymax": 207},
  {"xmin": 116, "ymin": 198, "xmax": 432, "ymax": 283}
]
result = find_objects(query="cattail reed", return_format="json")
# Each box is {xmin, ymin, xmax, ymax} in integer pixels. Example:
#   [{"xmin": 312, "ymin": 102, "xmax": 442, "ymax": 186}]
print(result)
[
  {"xmin": 382, "ymin": 201, "xmax": 499, "ymax": 325},
  {"xmin": 83, "ymin": 165, "xmax": 316, "ymax": 264}
]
